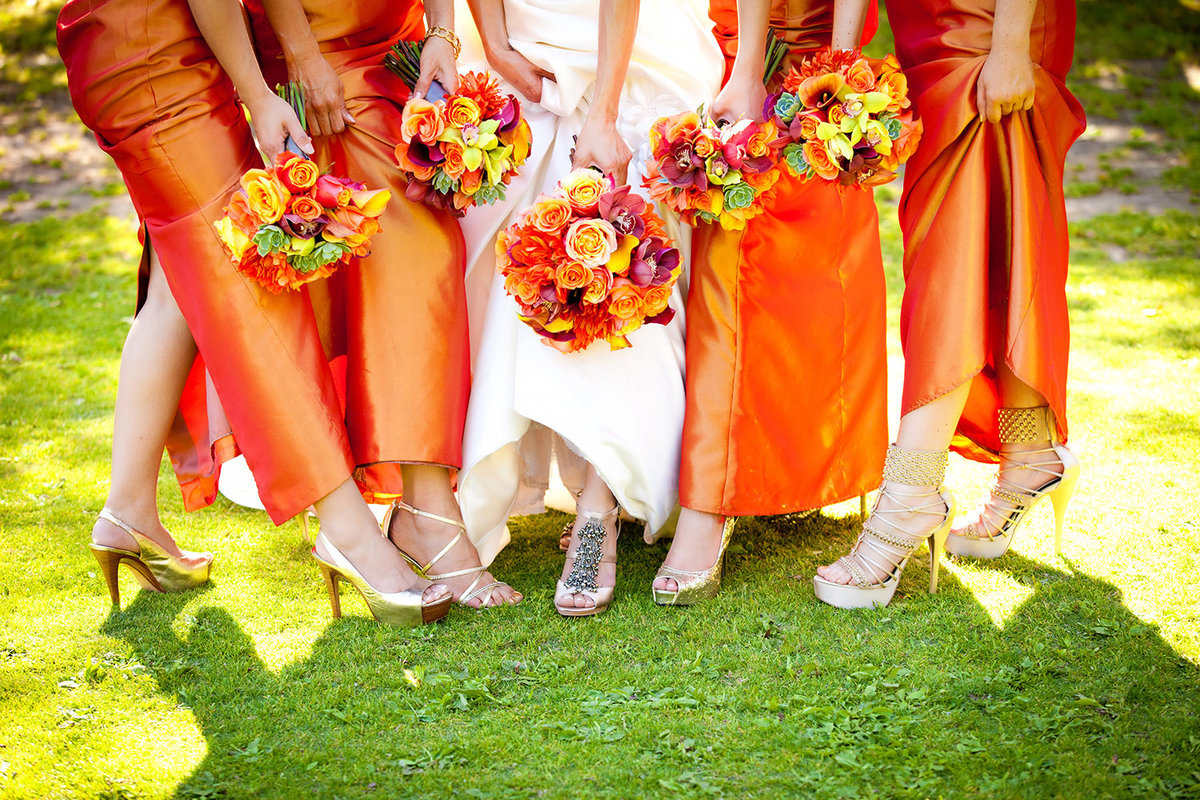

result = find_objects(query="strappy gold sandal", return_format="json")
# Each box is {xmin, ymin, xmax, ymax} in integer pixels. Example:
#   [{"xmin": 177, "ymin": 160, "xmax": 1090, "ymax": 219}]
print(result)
[
  {"xmin": 813, "ymin": 445, "xmax": 955, "ymax": 609},
  {"xmin": 651, "ymin": 516, "xmax": 737, "ymax": 606},
  {"xmin": 949, "ymin": 406, "xmax": 1080, "ymax": 558},
  {"xmin": 311, "ymin": 533, "xmax": 451, "ymax": 626},
  {"xmin": 382, "ymin": 501, "xmax": 517, "ymax": 608},
  {"xmin": 90, "ymin": 508, "xmax": 212, "ymax": 605},
  {"xmin": 555, "ymin": 504, "xmax": 620, "ymax": 617}
]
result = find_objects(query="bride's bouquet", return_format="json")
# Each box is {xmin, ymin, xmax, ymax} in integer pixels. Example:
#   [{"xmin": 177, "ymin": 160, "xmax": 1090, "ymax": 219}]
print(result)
[
  {"xmin": 214, "ymin": 151, "xmax": 390, "ymax": 293},
  {"xmin": 386, "ymin": 41, "xmax": 532, "ymax": 216},
  {"xmin": 497, "ymin": 168, "xmax": 681, "ymax": 353},
  {"xmin": 643, "ymin": 110, "xmax": 779, "ymax": 231},
  {"xmin": 766, "ymin": 49, "xmax": 921, "ymax": 188}
]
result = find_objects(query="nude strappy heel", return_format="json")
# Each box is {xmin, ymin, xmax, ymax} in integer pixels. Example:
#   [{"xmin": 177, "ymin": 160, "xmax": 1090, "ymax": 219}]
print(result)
[
  {"xmin": 382, "ymin": 500, "xmax": 515, "ymax": 608},
  {"xmin": 90, "ymin": 508, "xmax": 212, "ymax": 605},
  {"xmin": 555, "ymin": 504, "xmax": 620, "ymax": 617},
  {"xmin": 948, "ymin": 406, "xmax": 1080, "ymax": 558}
]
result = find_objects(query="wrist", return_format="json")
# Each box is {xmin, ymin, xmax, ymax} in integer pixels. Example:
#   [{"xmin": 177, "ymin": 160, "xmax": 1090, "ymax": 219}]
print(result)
[
  {"xmin": 239, "ymin": 80, "xmax": 276, "ymax": 108},
  {"xmin": 990, "ymin": 31, "xmax": 1030, "ymax": 56}
]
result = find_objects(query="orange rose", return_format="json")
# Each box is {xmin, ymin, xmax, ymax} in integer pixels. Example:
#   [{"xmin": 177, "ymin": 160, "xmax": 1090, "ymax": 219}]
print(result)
[
  {"xmin": 554, "ymin": 260, "xmax": 592, "ymax": 291},
  {"xmin": 559, "ymin": 169, "xmax": 609, "ymax": 214},
  {"xmin": 872, "ymin": 53, "xmax": 903, "ymax": 80},
  {"xmin": 693, "ymin": 132, "xmax": 718, "ymax": 158},
  {"xmin": 747, "ymin": 125, "xmax": 772, "ymax": 158},
  {"xmin": 883, "ymin": 113, "xmax": 922, "ymax": 170},
  {"xmin": 582, "ymin": 266, "xmax": 614, "ymax": 304},
  {"xmin": 607, "ymin": 279, "xmax": 647, "ymax": 321},
  {"xmin": 828, "ymin": 102, "xmax": 848, "ymax": 128},
  {"xmin": 564, "ymin": 218, "xmax": 617, "ymax": 267},
  {"xmin": 505, "ymin": 265, "xmax": 553, "ymax": 306},
  {"xmin": 642, "ymin": 284, "xmax": 673, "ymax": 315},
  {"xmin": 666, "ymin": 111, "xmax": 702, "ymax": 144},
  {"xmin": 225, "ymin": 191, "xmax": 260, "ymax": 233},
  {"xmin": 798, "ymin": 114, "xmax": 821, "ymax": 141},
  {"xmin": 803, "ymin": 140, "xmax": 841, "ymax": 181},
  {"xmin": 275, "ymin": 152, "xmax": 319, "ymax": 192},
  {"xmin": 240, "ymin": 168, "xmax": 290, "ymax": 224},
  {"xmin": 401, "ymin": 98, "xmax": 446, "ymax": 144},
  {"xmin": 877, "ymin": 69, "xmax": 911, "ymax": 114},
  {"xmin": 438, "ymin": 141, "xmax": 467, "ymax": 179},
  {"xmin": 845, "ymin": 58, "xmax": 876, "ymax": 93},
  {"xmin": 446, "ymin": 96, "xmax": 482, "ymax": 128},
  {"xmin": 460, "ymin": 169, "xmax": 482, "ymax": 197},
  {"xmin": 529, "ymin": 196, "xmax": 573, "ymax": 234},
  {"xmin": 291, "ymin": 195, "xmax": 324, "ymax": 222}
]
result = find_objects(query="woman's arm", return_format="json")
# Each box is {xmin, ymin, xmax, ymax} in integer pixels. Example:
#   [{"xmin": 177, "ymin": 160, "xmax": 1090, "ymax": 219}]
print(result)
[
  {"xmin": 976, "ymin": 0, "xmax": 1037, "ymax": 122},
  {"xmin": 466, "ymin": 0, "xmax": 553, "ymax": 102},
  {"xmin": 830, "ymin": 0, "xmax": 871, "ymax": 51},
  {"xmin": 186, "ymin": 0, "xmax": 313, "ymax": 161},
  {"xmin": 710, "ymin": 0, "xmax": 770, "ymax": 123},
  {"xmin": 571, "ymin": 0, "xmax": 638, "ymax": 182},
  {"xmin": 258, "ymin": 0, "xmax": 355, "ymax": 136},
  {"xmin": 416, "ymin": 0, "xmax": 459, "ymax": 96}
]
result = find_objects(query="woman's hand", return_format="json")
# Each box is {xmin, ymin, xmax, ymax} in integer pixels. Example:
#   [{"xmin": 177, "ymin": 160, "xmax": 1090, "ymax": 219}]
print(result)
[
  {"xmin": 572, "ymin": 117, "xmax": 632, "ymax": 184},
  {"xmin": 710, "ymin": 72, "xmax": 768, "ymax": 124},
  {"xmin": 975, "ymin": 45, "xmax": 1036, "ymax": 123},
  {"xmin": 415, "ymin": 36, "xmax": 459, "ymax": 97},
  {"xmin": 288, "ymin": 50, "xmax": 354, "ymax": 135},
  {"xmin": 486, "ymin": 45, "xmax": 553, "ymax": 102},
  {"xmin": 244, "ymin": 91, "xmax": 314, "ymax": 164}
]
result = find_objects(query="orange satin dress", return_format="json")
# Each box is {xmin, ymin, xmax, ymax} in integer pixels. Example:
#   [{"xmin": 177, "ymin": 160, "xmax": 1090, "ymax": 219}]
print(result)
[
  {"xmin": 57, "ymin": 0, "xmax": 356, "ymax": 524},
  {"xmin": 891, "ymin": 0, "xmax": 1086, "ymax": 461},
  {"xmin": 244, "ymin": 0, "xmax": 470, "ymax": 501},
  {"xmin": 679, "ymin": 0, "xmax": 888, "ymax": 516}
]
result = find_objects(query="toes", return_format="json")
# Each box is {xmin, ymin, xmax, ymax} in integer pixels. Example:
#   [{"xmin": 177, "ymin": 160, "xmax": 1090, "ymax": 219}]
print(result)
[
  {"xmin": 423, "ymin": 585, "xmax": 451, "ymax": 604},
  {"xmin": 652, "ymin": 577, "xmax": 677, "ymax": 592}
]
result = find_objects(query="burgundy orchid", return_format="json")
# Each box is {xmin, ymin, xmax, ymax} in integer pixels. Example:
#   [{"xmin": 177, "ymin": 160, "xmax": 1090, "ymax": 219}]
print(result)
[
  {"xmin": 599, "ymin": 186, "xmax": 647, "ymax": 238},
  {"xmin": 628, "ymin": 238, "xmax": 680, "ymax": 288},
  {"xmin": 279, "ymin": 214, "xmax": 328, "ymax": 240}
]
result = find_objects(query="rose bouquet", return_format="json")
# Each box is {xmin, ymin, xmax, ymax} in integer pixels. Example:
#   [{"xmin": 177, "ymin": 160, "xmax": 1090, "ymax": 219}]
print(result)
[
  {"xmin": 496, "ymin": 168, "xmax": 682, "ymax": 353},
  {"xmin": 766, "ymin": 49, "xmax": 921, "ymax": 188},
  {"xmin": 386, "ymin": 42, "xmax": 532, "ymax": 216},
  {"xmin": 643, "ymin": 111, "xmax": 780, "ymax": 232},
  {"xmin": 214, "ymin": 151, "xmax": 390, "ymax": 293}
]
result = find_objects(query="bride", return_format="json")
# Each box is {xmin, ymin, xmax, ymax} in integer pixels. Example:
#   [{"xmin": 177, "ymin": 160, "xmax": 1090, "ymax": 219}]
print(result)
[{"xmin": 455, "ymin": 0, "xmax": 723, "ymax": 615}]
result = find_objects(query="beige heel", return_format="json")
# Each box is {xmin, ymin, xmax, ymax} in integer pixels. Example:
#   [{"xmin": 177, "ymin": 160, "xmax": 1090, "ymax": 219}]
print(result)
[
  {"xmin": 311, "ymin": 533, "xmax": 451, "ymax": 626},
  {"xmin": 91, "ymin": 509, "xmax": 212, "ymax": 605}
]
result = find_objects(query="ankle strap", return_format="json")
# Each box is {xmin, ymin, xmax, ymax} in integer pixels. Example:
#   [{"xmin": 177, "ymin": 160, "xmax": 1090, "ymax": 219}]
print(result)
[
  {"xmin": 998, "ymin": 406, "xmax": 1053, "ymax": 444},
  {"xmin": 576, "ymin": 504, "xmax": 619, "ymax": 520},
  {"xmin": 98, "ymin": 508, "xmax": 142, "ymax": 538},
  {"xmin": 882, "ymin": 445, "xmax": 947, "ymax": 486}
]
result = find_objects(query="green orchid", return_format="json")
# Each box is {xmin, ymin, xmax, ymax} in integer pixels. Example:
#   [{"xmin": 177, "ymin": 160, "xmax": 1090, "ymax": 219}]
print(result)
[{"xmin": 439, "ymin": 120, "xmax": 514, "ymax": 185}]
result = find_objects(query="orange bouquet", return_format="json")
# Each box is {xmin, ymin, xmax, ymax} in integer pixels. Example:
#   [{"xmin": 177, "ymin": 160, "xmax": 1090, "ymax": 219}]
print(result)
[
  {"xmin": 766, "ymin": 49, "xmax": 922, "ymax": 187},
  {"xmin": 644, "ymin": 110, "xmax": 780, "ymax": 231},
  {"xmin": 497, "ymin": 169, "xmax": 682, "ymax": 353},
  {"xmin": 214, "ymin": 152, "xmax": 390, "ymax": 293}
]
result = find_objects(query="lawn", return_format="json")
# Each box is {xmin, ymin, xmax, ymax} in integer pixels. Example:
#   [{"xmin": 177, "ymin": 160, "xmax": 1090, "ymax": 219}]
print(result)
[{"xmin": 1, "ymin": 1, "xmax": 1199, "ymax": 798}]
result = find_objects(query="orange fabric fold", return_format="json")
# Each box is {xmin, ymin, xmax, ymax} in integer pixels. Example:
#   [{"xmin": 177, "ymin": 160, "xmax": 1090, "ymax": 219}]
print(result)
[
  {"xmin": 890, "ymin": 0, "xmax": 1086, "ymax": 461},
  {"xmin": 246, "ymin": 0, "xmax": 471, "ymax": 503},
  {"xmin": 680, "ymin": 0, "xmax": 888, "ymax": 515},
  {"xmin": 57, "ymin": 0, "xmax": 356, "ymax": 523}
]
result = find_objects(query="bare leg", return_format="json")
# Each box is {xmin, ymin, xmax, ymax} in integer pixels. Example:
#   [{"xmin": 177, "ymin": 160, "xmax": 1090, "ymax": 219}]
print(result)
[
  {"xmin": 91, "ymin": 244, "xmax": 199, "ymax": 558},
  {"xmin": 992, "ymin": 362, "xmax": 1064, "ymax": 493},
  {"xmin": 386, "ymin": 464, "xmax": 522, "ymax": 608},
  {"xmin": 816, "ymin": 381, "xmax": 971, "ymax": 585},
  {"xmin": 558, "ymin": 464, "xmax": 619, "ymax": 611},
  {"xmin": 652, "ymin": 507, "xmax": 726, "ymax": 593}
]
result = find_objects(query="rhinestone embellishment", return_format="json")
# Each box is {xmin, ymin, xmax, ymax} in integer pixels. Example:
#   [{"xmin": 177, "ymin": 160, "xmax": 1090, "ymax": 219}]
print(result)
[{"xmin": 564, "ymin": 517, "xmax": 607, "ymax": 593}]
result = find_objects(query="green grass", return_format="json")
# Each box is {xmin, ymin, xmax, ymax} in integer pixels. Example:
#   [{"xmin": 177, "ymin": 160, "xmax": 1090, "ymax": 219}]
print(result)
[{"xmin": 2, "ymin": 204, "xmax": 1200, "ymax": 800}]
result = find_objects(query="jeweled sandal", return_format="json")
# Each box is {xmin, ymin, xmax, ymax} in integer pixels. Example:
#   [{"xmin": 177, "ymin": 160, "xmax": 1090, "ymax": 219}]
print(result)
[{"xmin": 555, "ymin": 504, "xmax": 620, "ymax": 617}]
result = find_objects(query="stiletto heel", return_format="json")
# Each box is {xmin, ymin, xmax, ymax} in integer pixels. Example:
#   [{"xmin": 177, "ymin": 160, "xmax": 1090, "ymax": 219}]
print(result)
[
  {"xmin": 555, "ymin": 504, "xmax": 620, "ymax": 617},
  {"xmin": 948, "ymin": 406, "xmax": 1081, "ymax": 559},
  {"xmin": 814, "ymin": 446, "xmax": 955, "ymax": 609},
  {"xmin": 652, "ymin": 516, "xmax": 738, "ymax": 606},
  {"xmin": 311, "ymin": 532, "xmax": 451, "ymax": 625},
  {"xmin": 90, "ymin": 508, "xmax": 212, "ymax": 605}
]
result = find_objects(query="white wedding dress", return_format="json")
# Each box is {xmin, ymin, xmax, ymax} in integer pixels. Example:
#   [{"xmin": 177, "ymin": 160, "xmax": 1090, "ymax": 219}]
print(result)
[{"xmin": 455, "ymin": 0, "xmax": 723, "ymax": 566}]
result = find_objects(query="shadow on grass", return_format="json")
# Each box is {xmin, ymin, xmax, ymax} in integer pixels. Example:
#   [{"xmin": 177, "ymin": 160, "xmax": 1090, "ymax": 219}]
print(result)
[{"xmin": 96, "ymin": 525, "xmax": 1200, "ymax": 798}]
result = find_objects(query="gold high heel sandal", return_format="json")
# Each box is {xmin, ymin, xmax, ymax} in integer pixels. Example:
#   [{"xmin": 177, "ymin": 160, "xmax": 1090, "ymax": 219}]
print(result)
[
  {"xmin": 311, "ymin": 532, "xmax": 452, "ymax": 625},
  {"xmin": 651, "ymin": 516, "xmax": 738, "ymax": 606},
  {"xmin": 381, "ymin": 501, "xmax": 515, "ymax": 608},
  {"xmin": 89, "ymin": 508, "xmax": 212, "ymax": 605},
  {"xmin": 948, "ymin": 406, "xmax": 1080, "ymax": 559},
  {"xmin": 813, "ymin": 446, "xmax": 956, "ymax": 609},
  {"xmin": 555, "ymin": 504, "xmax": 620, "ymax": 617}
]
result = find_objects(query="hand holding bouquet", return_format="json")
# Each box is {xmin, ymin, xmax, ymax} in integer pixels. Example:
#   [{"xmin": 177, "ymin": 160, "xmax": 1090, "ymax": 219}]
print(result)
[
  {"xmin": 643, "ymin": 110, "xmax": 779, "ymax": 231},
  {"xmin": 766, "ymin": 49, "xmax": 921, "ymax": 188},
  {"xmin": 387, "ymin": 41, "xmax": 532, "ymax": 216},
  {"xmin": 497, "ymin": 169, "xmax": 681, "ymax": 353},
  {"xmin": 214, "ymin": 152, "xmax": 390, "ymax": 293}
]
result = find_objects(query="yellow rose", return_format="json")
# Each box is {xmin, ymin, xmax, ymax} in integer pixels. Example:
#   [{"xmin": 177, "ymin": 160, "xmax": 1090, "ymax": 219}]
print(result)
[
  {"xmin": 240, "ymin": 168, "xmax": 290, "ymax": 225},
  {"xmin": 564, "ymin": 218, "xmax": 617, "ymax": 268},
  {"xmin": 447, "ymin": 96, "xmax": 482, "ymax": 128},
  {"xmin": 559, "ymin": 168, "xmax": 608, "ymax": 214}
]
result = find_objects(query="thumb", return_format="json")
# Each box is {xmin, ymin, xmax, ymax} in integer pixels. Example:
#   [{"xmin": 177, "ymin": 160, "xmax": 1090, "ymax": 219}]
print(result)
[{"xmin": 285, "ymin": 114, "xmax": 314, "ymax": 154}]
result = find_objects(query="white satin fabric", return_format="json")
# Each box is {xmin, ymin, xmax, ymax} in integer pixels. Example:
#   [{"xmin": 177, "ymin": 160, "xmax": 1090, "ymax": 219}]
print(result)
[{"xmin": 455, "ymin": 0, "xmax": 723, "ymax": 566}]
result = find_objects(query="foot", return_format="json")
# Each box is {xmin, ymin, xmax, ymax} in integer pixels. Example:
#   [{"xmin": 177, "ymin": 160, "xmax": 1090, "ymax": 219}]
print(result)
[
  {"xmin": 954, "ymin": 441, "xmax": 1066, "ymax": 538},
  {"xmin": 317, "ymin": 521, "xmax": 450, "ymax": 605},
  {"xmin": 387, "ymin": 504, "xmax": 522, "ymax": 608},
  {"xmin": 92, "ymin": 509, "xmax": 210, "ymax": 570},
  {"xmin": 652, "ymin": 508, "xmax": 727, "ymax": 594},
  {"xmin": 815, "ymin": 483, "xmax": 947, "ymax": 586},
  {"xmin": 557, "ymin": 505, "xmax": 619, "ymax": 612}
]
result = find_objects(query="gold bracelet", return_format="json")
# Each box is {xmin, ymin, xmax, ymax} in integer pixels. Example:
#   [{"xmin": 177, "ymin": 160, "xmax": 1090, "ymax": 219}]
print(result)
[{"xmin": 424, "ymin": 26, "xmax": 461, "ymax": 60}]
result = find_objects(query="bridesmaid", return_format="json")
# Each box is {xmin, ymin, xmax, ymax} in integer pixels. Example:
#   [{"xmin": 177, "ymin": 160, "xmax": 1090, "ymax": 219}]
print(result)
[
  {"xmin": 455, "ymin": 0, "xmax": 723, "ymax": 616},
  {"xmin": 814, "ymin": 0, "xmax": 1085, "ymax": 608},
  {"xmin": 246, "ymin": 0, "xmax": 521, "ymax": 607},
  {"xmin": 59, "ymin": 0, "xmax": 452, "ymax": 624},
  {"xmin": 651, "ymin": 0, "xmax": 888, "ymax": 605}
]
